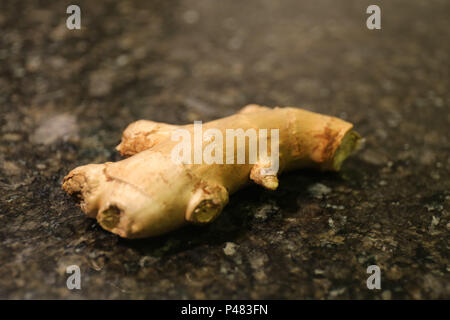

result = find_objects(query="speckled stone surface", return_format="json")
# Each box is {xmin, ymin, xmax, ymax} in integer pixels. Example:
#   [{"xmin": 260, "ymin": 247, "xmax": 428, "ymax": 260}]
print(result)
[{"xmin": 0, "ymin": 0, "xmax": 449, "ymax": 299}]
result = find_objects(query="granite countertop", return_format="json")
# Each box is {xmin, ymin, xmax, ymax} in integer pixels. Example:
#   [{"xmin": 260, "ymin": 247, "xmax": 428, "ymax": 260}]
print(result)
[{"xmin": 0, "ymin": 0, "xmax": 449, "ymax": 299}]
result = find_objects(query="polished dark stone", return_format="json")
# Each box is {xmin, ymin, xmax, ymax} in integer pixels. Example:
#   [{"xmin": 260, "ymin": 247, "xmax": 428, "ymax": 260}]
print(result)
[{"xmin": 0, "ymin": 0, "xmax": 449, "ymax": 299}]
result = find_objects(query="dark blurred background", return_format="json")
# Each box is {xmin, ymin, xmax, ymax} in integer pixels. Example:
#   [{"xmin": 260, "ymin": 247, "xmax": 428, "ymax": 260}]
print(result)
[{"xmin": 0, "ymin": 0, "xmax": 448, "ymax": 299}]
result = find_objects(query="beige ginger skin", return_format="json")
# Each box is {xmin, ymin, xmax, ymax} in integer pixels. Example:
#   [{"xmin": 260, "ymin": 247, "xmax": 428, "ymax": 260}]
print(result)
[{"xmin": 62, "ymin": 105, "xmax": 360, "ymax": 238}]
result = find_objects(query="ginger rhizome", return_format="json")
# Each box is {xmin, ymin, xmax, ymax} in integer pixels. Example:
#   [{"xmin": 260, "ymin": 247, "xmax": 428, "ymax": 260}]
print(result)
[{"xmin": 62, "ymin": 105, "xmax": 361, "ymax": 238}]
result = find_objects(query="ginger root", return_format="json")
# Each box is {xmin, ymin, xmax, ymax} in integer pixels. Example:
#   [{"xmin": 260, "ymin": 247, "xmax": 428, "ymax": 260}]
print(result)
[{"xmin": 62, "ymin": 105, "xmax": 360, "ymax": 238}]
